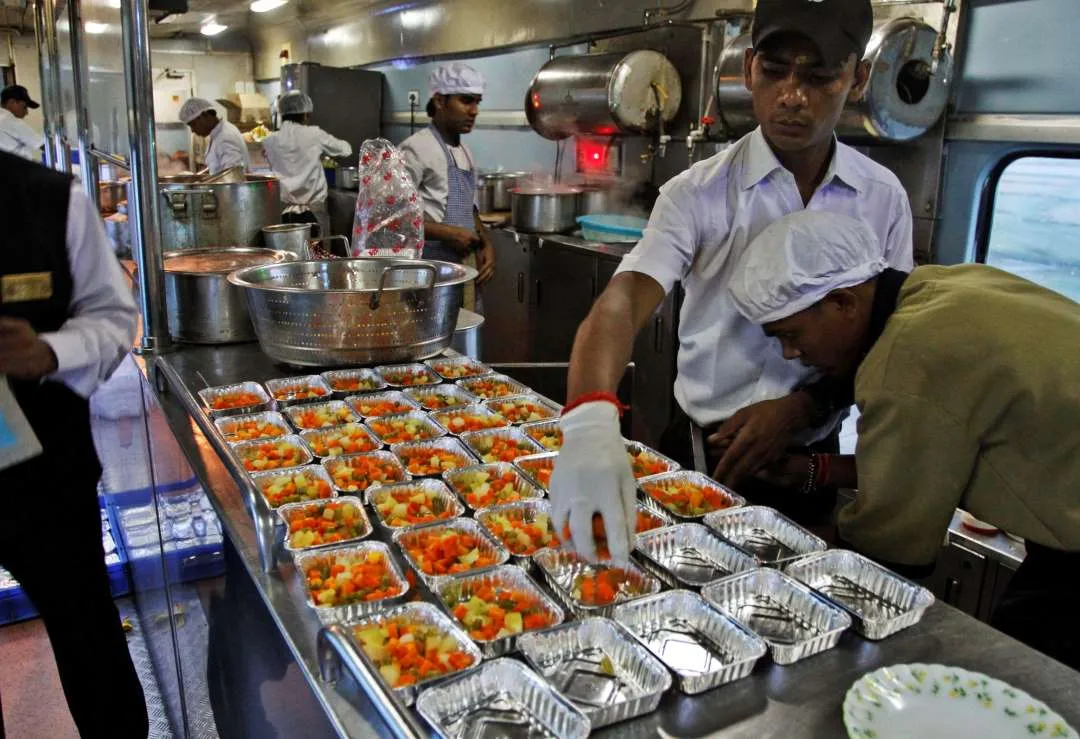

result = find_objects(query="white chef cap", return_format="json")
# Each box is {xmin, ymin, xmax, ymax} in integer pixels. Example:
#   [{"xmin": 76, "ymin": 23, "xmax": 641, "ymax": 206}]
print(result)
[
  {"xmin": 178, "ymin": 97, "xmax": 215, "ymax": 124},
  {"xmin": 428, "ymin": 62, "xmax": 486, "ymax": 98},
  {"xmin": 278, "ymin": 90, "xmax": 314, "ymax": 116},
  {"xmin": 730, "ymin": 210, "xmax": 888, "ymax": 325}
]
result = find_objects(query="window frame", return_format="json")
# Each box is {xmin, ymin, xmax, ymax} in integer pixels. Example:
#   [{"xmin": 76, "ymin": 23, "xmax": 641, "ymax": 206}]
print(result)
[{"xmin": 973, "ymin": 149, "xmax": 1080, "ymax": 264}]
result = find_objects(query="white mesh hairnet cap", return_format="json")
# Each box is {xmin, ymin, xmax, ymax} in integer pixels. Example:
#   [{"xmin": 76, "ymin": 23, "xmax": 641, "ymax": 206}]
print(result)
[
  {"xmin": 278, "ymin": 90, "xmax": 314, "ymax": 116},
  {"xmin": 730, "ymin": 210, "xmax": 889, "ymax": 325},
  {"xmin": 428, "ymin": 62, "xmax": 486, "ymax": 98},
  {"xmin": 178, "ymin": 97, "xmax": 215, "ymax": 124}
]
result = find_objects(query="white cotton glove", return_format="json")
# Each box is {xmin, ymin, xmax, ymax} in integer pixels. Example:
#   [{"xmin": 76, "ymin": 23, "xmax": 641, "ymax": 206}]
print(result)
[{"xmin": 550, "ymin": 401, "xmax": 637, "ymax": 563}]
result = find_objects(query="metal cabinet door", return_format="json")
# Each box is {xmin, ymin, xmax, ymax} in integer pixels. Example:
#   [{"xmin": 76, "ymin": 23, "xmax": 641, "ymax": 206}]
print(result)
[
  {"xmin": 480, "ymin": 230, "xmax": 533, "ymax": 362},
  {"xmin": 598, "ymin": 257, "xmax": 679, "ymax": 446},
  {"xmin": 530, "ymin": 241, "xmax": 598, "ymax": 362},
  {"xmin": 922, "ymin": 542, "xmax": 988, "ymax": 617}
]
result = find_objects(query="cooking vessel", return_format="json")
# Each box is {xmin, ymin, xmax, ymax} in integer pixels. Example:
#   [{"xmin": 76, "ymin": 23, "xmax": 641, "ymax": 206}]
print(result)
[
  {"xmin": 510, "ymin": 187, "xmax": 581, "ymax": 233},
  {"xmin": 578, "ymin": 187, "xmax": 624, "ymax": 216},
  {"xmin": 526, "ymin": 50, "xmax": 682, "ymax": 140},
  {"xmin": 339, "ymin": 166, "xmax": 360, "ymax": 190},
  {"xmin": 477, "ymin": 171, "xmax": 530, "ymax": 212},
  {"xmin": 262, "ymin": 223, "xmax": 314, "ymax": 260},
  {"xmin": 227, "ymin": 258, "xmax": 478, "ymax": 367},
  {"xmin": 155, "ymin": 174, "xmax": 282, "ymax": 250},
  {"xmin": 715, "ymin": 18, "xmax": 949, "ymax": 142},
  {"xmin": 164, "ymin": 247, "xmax": 293, "ymax": 344}
]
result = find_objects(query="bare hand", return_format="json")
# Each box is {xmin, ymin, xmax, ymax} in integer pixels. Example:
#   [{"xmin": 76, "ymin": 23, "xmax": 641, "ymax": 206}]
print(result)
[
  {"xmin": 709, "ymin": 393, "xmax": 814, "ymax": 486},
  {"xmin": 752, "ymin": 454, "xmax": 811, "ymax": 490},
  {"xmin": 0, "ymin": 317, "xmax": 58, "ymax": 381},
  {"xmin": 446, "ymin": 226, "xmax": 481, "ymax": 255},
  {"xmin": 476, "ymin": 242, "xmax": 496, "ymax": 285}
]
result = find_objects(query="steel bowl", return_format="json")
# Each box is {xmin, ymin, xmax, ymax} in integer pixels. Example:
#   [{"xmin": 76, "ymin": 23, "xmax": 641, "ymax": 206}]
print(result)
[{"xmin": 228, "ymin": 257, "xmax": 478, "ymax": 367}]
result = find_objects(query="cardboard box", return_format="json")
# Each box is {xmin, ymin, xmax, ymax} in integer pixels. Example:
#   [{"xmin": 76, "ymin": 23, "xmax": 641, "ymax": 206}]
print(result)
[{"xmin": 218, "ymin": 93, "xmax": 270, "ymax": 124}]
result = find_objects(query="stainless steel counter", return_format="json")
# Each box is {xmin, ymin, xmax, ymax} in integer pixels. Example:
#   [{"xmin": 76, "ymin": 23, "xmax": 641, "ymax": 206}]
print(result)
[{"xmin": 146, "ymin": 342, "xmax": 1080, "ymax": 738}]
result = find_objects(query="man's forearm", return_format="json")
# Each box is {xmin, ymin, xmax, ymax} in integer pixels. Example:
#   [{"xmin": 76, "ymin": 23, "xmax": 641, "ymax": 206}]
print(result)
[
  {"xmin": 567, "ymin": 274, "xmax": 664, "ymax": 400},
  {"xmin": 828, "ymin": 454, "xmax": 858, "ymax": 489},
  {"xmin": 423, "ymin": 220, "xmax": 462, "ymax": 244}
]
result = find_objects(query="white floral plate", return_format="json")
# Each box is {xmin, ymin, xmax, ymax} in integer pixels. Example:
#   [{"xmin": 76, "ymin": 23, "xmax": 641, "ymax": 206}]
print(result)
[{"xmin": 844, "ymin": 663, "xmax": 1077, "ymax": 739}]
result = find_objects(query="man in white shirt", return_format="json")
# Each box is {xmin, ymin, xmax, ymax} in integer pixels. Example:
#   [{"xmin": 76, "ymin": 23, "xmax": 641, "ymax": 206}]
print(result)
[
  {"xmin": 261, "ymin": 91, "xmax": 351, "ymax": 239},
  {"xmin": 0, "ymin": 85, "xmax": 42, "ymax": 162},
  {"xmin": 0, "ymin": 151, "xmax": 145, "ymax": 737},
  {"xmin": 551, "ymin": 0, "xmax": 914, "ymax": 562},
  {"xmin": 178, "ymin": 97, "xmax": 250, "ymax": 175},
  {"xmin": 399, "ymin": 62, "xmax": 496, "ymax": 310}
]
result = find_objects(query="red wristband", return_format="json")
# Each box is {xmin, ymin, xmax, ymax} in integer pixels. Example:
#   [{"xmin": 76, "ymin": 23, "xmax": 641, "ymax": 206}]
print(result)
[
  {"xmin": 561, "ymin": 391, "xmax": 628, "ymax": 417},
  {"xmin": 813, "ymin": 453, "xmax": 832, "ymax": 488}
]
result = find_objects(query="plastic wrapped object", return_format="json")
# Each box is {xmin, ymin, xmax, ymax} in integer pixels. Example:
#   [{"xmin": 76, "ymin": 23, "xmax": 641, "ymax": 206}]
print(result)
[{"xmin": 351, "ymin": 139, "xmax": 425, "ymax": 258}]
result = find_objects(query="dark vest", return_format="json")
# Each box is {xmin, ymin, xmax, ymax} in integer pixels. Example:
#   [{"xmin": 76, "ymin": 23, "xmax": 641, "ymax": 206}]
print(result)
[{"xmin": 0, "ymin": 151, "xmax": 96, "ymax": 472}]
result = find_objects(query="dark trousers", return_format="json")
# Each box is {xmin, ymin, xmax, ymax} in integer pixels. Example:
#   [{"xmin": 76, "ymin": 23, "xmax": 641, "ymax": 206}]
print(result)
[
  {"xmin": 0, "ymin": 389, "xmax": 148, "ymax": 739},
  {"xmin": 281, "ymin": 209, "xmax": 320, "ymax": 239},
  {"xmin": 990, "ymin": 542, "xmax": 1080, "ymax": 670},
  {"xmin": 658, "ymin": 405, "xmax": 839, "ymax": 529}
]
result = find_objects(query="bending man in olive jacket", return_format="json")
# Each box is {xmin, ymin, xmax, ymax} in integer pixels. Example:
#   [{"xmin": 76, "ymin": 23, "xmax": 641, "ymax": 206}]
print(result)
[{"xmin": 729, "ymin": 209, "xmax": 1080, "ymax": 669}]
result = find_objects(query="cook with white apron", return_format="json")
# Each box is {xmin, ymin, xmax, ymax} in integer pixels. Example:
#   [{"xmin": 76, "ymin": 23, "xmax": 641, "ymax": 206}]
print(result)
[
  {"xmin": 178, "ymin": 97, "xmax": 250, "ymax": 175},
  {"xmin": 399, "ymin": 62, "xmax": 496, "ymax": 312}
]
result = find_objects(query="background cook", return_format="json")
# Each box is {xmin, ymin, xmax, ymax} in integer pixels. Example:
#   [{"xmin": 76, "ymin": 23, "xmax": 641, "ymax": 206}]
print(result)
[
  {"xmin": 550, "ymin": 0, "xmax": 915, "ymax": 562},
  {"xmin": 729, "ymin": 209, "xmax": 1080, "ymax": 669},
  {"xmin": 399, "ymin": 62, "xmax": 495, "ymax": 312},
  {"xmin": 262, "ymin": 90, "xmax": 352, "ymax": 240},
  {"xmin": 178, "ymin": 97, "xmax": 251, "ymax": 175}
]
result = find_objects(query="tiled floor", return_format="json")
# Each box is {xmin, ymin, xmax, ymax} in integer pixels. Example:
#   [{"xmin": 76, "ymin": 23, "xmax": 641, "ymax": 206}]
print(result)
[{"xmin": 0, "ymin": 598, "xmax": 174, "ymax": 739}]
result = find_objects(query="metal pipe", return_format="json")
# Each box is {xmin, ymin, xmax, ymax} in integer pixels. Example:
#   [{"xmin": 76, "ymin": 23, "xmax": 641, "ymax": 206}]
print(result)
[
  {"xmin": 931, "ymin": 0, "xmax": 957, "ymax": 77},
  {"xmin": 90, "ymin": 147, "xmax": 130, "ymax": 170},
  {"xmin": 34, "ymin": 0, "xmax": 68, "ymax": 173},
  {"xmin": 697, "ymin": 22, "xmax": 712, "ymax": 127},
  {"xmin": 317, "ymin": 625, "xmax": 427, "ymax": 739},
  {"xmin": 68, "ymin": 0, "xmax": 97, "ymax": 206},
  {"xmin": 120, "ymin": 0, "xmax": 171, "ymax": 353}
]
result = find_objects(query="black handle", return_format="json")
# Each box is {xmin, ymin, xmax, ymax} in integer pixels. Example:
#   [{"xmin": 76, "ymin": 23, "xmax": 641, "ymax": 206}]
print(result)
[
  {"xmin": 944, "ymin": 576, "xmax": 961, "ymax": 605},
  {"xmin": 535, "ymin": 279, "xmax": 542, "ymax": 306},
  {"xmin": 653, "ymin": 315, "xmax": 663, "ymax": 353},
  {"xmin": 516, "ymin": 272, "xmax": 525, "ymax": 303}
]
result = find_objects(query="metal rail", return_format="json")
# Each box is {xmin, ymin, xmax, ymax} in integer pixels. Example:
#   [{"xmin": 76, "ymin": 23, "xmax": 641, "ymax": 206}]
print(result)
[
  {"xmin": 32, "ymin": 0, "xmax": 67, "ymax": 171},
  {"xmin": 317, "ymin": 625, "xmax": 428, "ymax": 739},
  {"xmin": 120, "ymin": 0, "xmax": 171, "ymax": 353},
  {"xmin": 90, "ymin": 148, "xmax": 130, "ymax": 170},
  {"xmin": 67, "ymin": 0, "xmax": 98, "ymax": 205}
]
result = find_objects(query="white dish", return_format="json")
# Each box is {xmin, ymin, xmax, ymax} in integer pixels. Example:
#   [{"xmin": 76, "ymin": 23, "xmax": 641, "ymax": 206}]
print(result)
[{"xmin": 844, "ymin": 663, "xmax": 1077, "ymax": 739}]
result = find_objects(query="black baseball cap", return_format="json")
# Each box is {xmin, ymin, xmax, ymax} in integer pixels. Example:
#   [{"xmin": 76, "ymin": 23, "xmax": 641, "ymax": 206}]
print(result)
[
  {"xmin": 1, "ymin": 85, "xmax": 40, "ymax": 109},
  {"xmin": 752, "ymin": 0, "xmax": 874, "ymax": 69}
]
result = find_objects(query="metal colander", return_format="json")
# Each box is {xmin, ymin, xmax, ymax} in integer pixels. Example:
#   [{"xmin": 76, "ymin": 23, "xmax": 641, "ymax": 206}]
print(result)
[{"xmin": 228, "ymin": 258, "xmax": 477, "ymax": 367}]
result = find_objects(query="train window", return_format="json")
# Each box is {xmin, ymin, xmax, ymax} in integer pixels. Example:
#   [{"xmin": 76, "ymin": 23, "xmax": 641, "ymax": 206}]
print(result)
[{"xmin": 981, "ymin": 155, "xmax": 1080, "ymax": 302}]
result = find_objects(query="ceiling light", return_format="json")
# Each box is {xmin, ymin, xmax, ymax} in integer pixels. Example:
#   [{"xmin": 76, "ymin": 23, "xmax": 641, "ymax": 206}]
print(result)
[
  {"xmin": 85, "ymin": 22, "xmax": 109, "ymax": 34},
  {"xmin": 250, "ymin": 0, "xmax": 287, "ymax": 12},
  {"xmin": 200, "ymin": 19, "xmax": 227, "ymax": 36}
]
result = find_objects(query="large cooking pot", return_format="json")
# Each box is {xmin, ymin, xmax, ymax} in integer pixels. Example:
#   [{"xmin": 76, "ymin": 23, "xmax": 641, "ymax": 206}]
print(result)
[
  {"xmin": 155, "ymin": 174, "xmax": 282, "ymax": 250},
  {"xmin": 715, "ymin": 18, "xmax": 949, "ymax": 142},
  {"xmin": 228, "ymin": 258, "xmax": 478, "ymax": 367},
  {"xmin": 164, "ymin": 247, "xmax": 293, "ymax": 344},
  {"xmin": 477, "ymin": 171, "xmax": 530, "ymax": 212},
  {"xmin": 526, "ymin": 51, "xmax": 682, "ymax": 141},
  {"xmin": 262, "ymin": 223, "xmax": 314, "ymax": 260},
  {"xmin": 510, "ymin": 187, "xmax": 582, "ymax": 233}
]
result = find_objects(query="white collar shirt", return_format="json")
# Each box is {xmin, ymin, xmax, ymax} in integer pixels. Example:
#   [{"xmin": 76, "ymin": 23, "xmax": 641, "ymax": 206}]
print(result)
[
  {"xmin": 205, "ymin": 119, "xmax": 251, "ymax": 175},
  {"xmin": 0, "ymin": 109, "xmax": 41, "ymax": 162},
  {"xmin": 615, "ymin": 127, "xmax": 914, "ymax": 435},
  {"xmin": 261, "ymin": 121, "xmax": 352, "ymax": 206},
  {"xmin": 399, "ymin": 127, "xmax": 475, "ymax": 222}
]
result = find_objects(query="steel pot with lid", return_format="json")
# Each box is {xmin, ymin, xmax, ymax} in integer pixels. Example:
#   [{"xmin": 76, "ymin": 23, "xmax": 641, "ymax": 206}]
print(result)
[
  {"xmin": 526, "ymin": 51, "xmax": 682, "ymax": 140},
  {"xmin": 155, "ymin": 174, "xmax": 283, "ymax": 250},
  {"xmin": 339, "ymin": 166, "xmax": 360, "ymax": 190},
  {"xmin": 510, "ymin": 186, "xmax": 582, "ymax": 233},
  {"xmin": 164, "ymin": 247, "xmax": 294, "ymax": 344},
  {"xmin": 477, "ymin": 171, "xmax": 530, "ymax": 212}
]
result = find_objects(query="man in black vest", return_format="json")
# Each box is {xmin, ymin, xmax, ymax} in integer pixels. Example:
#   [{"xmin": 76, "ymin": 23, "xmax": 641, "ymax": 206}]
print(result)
[{"xmin": 0, "ymin": 151, "xmax": 145, "ymax": 737}]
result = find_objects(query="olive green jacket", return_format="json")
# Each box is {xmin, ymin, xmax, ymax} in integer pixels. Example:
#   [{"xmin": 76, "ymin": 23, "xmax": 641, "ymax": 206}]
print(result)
[{"xmin": 840, "ymin": 264, "xmax": 1080, "ymax": 565}]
